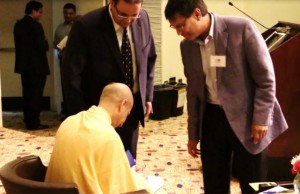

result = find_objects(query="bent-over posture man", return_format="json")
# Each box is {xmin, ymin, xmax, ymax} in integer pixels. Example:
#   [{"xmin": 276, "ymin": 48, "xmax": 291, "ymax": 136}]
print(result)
[
  {"xmin": 45, "ymin": 83, "xmax": 152, "ymax": 194},
  {"xmin": 62, "ymin": 0, "xmax": 157, "ymax": 159},
  {"xmin": 164, "ymin": 0, "xmax": 288, "ymax": 193}
]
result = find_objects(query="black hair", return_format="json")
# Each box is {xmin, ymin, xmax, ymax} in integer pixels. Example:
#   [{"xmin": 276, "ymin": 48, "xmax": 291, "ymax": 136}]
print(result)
[
  {"xmin": 63, "ymin": 3, "xmax": 76, "ymax": 13},
  {"xmin": 25, "ymin": 0, "xmax": 43, "ymax": 15},
  {"xmin": 165, "ymin": 0, "xmax": 208, "ymax": 20}
]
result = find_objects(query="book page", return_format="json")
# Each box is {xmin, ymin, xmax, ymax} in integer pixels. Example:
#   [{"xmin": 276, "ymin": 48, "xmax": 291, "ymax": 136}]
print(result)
[
  {"xmin": 147, "ymin": 176, "xmax": 164, "ymax": 193},
  {"xmin": 57, "ymin": 36, "xmax": 68, "ymax": 50}
]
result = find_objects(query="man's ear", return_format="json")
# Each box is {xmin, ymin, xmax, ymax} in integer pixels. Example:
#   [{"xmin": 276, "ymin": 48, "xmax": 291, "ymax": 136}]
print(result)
[
  {"xmin": 194, "ymin": 8, "xmax": 202, "ymax": 20},
  {"xmin": 119, "ymin": 99, "xmax": 128, "ymax": 112}
]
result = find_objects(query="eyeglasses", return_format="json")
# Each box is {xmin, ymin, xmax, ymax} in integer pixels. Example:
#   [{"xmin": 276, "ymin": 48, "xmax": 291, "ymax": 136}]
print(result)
[
  {"xmin": 115, "ymin": 5, "xmax": 140, "ymax": 20},
  {"xmin": 170, "ymin": 18, "xmax": 187, "ymax": 30}
]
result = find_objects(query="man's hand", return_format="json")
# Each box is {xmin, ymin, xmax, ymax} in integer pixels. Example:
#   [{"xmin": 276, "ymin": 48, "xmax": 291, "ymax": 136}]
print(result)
[
  {"xmin": 251, "ymin": 124, "xmax": 268, "ymax": 144},
  {"xmin": 144, "ymin": 102, "xmax": 153, "ymax": 117},
  {"xmin": 133, "ymin": 164, "xmax": 146, "ymax": 173},
  {"xmin": 187, "ymin": 140, "xmax": 200, "ymax": 158}
]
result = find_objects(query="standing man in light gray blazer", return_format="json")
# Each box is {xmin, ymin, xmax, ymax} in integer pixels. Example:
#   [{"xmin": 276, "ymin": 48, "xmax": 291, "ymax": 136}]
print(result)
[
  {"xmin": 165, "ymin": 0, "xmax": 288, "ymax": 193},
  {"xmin": 62, "ymin": 0, "xmax": 156, "ymax": 159}
]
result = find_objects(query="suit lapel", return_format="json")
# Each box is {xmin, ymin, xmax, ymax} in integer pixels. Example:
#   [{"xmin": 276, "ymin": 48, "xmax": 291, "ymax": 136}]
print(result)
[
  {"xmin": 131, "ymin": 20, "xmax": 142, "ymax": 73},
  {"xmin": 212, "ymin": 14, "xmax": 228, "ymax": 86},
  {"xmin": 101, "ymin": 6, "xmax": 123, "ymax": 72},
  {"xmin": 103, "ymin": 27, "xmax": 122, "ymax": 65},
  {"xmin": 190, "ymin": 42, "xmax": 203, "ymax": 75}
]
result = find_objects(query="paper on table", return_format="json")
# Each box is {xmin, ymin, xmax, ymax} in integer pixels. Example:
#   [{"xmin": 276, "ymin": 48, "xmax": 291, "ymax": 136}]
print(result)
[
  {"xmin": 258, "ymin": 185, "xmax": 289, "ymax": 194},
  {"xmin": 249, "ymin": 182, "xmax": 277, "ymax": 191},
  {"xmin": 147, "ymin": 176, "xmax": 164, "ymax": 193},
  {"xmin": 57, "ymin": 36, "xmax": 68, "ymax": 50}
]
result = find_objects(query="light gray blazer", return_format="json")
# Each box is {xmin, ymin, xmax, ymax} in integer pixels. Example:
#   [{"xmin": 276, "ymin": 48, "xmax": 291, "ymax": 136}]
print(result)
[{"xmin": 180, "ymin": 13, "xmax": 288, "ymax": 154}]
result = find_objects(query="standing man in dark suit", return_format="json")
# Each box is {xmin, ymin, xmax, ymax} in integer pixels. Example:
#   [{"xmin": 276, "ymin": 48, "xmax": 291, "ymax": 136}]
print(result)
[
  {"xmin": 165, "ymin": 0, "xmax": 288, "ymax": 193},
  {"xmin": 14, "ymin": 0, "xmax": 50, "ymax": 130},
  {"xmin": 62, "ymin": 0, "xmax": 157, "ymax": 158}
]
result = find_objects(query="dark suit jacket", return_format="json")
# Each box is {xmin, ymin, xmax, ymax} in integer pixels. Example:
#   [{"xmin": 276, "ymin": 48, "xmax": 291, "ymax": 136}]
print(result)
[
  {"xmin": 14, "ymin": 15, "xmax": 49, "ymax": 75},
  {"xmin": 62, "ymin": 5, "xmax": 157, "ymax": 126},
  {"xmin": 181, "ymin": 14, "xmax": 288, "ymax": 154}
]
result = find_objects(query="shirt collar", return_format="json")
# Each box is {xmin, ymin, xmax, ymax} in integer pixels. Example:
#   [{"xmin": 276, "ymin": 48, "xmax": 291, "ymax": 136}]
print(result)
[
  {"xmin": 64, "ymin": 20, "xmax": 74, "ymax": 25},
  {"xmin": 208, "ymin": 13, "xmax": 214, "ymax": 39},
  {"xmin": 195, "ymin": 13, "xmax": 214, "ymax": 44}
]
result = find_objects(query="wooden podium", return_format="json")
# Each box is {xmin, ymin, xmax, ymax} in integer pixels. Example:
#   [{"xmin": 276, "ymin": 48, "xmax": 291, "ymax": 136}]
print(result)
[{"xmin": 262, "ymin": 21, "xmax": 300, "ymax": 181}]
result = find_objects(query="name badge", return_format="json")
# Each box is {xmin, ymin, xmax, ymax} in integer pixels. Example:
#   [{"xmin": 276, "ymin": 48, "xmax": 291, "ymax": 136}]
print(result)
[{"xmin": 210, "ymin": 55, "xmax": 226, "ymax": 67}]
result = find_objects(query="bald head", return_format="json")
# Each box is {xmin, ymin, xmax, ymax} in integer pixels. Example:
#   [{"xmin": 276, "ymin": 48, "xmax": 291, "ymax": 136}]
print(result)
[
  {"xmin": 99, "ymin": 83, "xmax": 133, "ymax": 127},
  {"xmin": 100, "ymin": 83, "xmax": 133, "ymax": 106}
]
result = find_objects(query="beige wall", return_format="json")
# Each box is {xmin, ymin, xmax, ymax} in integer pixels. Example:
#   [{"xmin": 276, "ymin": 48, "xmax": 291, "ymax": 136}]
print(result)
[
  {"xmin": 161, "ymin": 0, "xmax": 300, "ymax": 84},
  {"xmin": 0, "ymin": 0, "xmax": 53, "ymax": 100},
  {"xmin": 0, "ymin": 0, "xmax": 104, "ymax": 111}
]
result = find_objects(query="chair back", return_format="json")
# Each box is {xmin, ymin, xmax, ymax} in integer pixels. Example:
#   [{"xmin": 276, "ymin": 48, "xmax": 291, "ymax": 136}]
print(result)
[{"xmin": 0, "ymin": 155, "xmax": 79, "ymax": 194}]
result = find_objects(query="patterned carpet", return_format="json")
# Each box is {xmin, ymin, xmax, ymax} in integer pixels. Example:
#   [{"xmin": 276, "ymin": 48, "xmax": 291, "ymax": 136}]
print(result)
[{"xmin": 0, "ymin": 111, "xmax": 241, "ymax": 194}]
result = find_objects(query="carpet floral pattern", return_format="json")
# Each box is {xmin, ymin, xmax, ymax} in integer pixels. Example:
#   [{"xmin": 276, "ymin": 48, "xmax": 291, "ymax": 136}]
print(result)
[{"xmin": 0, "ymin": 111, "xmax": 240, "ymax": 194}]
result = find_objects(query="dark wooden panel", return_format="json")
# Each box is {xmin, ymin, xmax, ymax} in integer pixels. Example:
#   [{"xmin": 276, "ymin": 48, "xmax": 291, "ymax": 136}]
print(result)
[
  {"xmin": 268, "ymin": 32, "xmax": 300, "ymax": 157},
  {"xmin": 262, "ymin": 22, "xmax": 300, "ymax": 181}
]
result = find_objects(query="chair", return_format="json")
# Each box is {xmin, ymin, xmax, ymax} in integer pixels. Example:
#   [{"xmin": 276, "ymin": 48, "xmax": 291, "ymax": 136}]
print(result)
[{"xmin": 0, "ymin": 155, "xmax": 79, "ymax": 194}]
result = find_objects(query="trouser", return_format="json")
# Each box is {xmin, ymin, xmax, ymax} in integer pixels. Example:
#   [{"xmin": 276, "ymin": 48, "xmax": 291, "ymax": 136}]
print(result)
[
  {"xmin": 58, "ymin": 53, "xmax": 67, "ymax": 114},
  {"xmin": 115, "ymin": 92, "xmax": 144, "ymax": 159},
  {"xmin": 201, "ymin": 103, "xmax": 267, "ymax": 194},
  {"xmin": 21, "ymin": 74, "xmax": 46, "ymax": 128}
]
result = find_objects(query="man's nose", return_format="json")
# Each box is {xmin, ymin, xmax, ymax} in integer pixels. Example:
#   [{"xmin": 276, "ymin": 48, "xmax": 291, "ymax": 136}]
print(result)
[
  {"xmin": 176, "ymin": 28, "xmax": 183, "ymax": 36},
  {"xmin": 124, "ymin": 17, "xmax": 135, "ymax": 24}
]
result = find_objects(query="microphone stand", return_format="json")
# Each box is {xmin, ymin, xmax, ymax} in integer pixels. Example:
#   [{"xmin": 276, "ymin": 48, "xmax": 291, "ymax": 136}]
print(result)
[{"xmin": 228, "ymin": 2, "xmax": 270, "ymax": 30}]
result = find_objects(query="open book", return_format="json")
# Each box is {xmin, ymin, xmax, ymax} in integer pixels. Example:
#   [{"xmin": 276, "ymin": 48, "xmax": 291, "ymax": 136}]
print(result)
[{"xmin": 147, "ymin": 176, "xmax": 164, "ymax": 193}]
